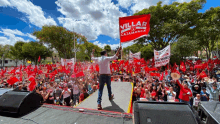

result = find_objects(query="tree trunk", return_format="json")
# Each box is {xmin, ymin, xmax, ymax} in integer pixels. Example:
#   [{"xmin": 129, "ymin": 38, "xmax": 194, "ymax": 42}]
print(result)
[{"xmin": 15, "ymin": 60, "xmax": 17, "ymax": 67}]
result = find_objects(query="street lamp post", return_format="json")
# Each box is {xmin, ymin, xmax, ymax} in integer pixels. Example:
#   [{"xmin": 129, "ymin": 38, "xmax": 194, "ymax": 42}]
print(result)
[
  {"xmin": 1, "ymin": 54, "xmax": 4, "ymax": 67},
  {"xmin": 2, "ymin": 54, "xmax": 5, "ymax": 68},
  {"xmin": 74, "ymin": 32, "xmax": 76, "ymax": 63}
]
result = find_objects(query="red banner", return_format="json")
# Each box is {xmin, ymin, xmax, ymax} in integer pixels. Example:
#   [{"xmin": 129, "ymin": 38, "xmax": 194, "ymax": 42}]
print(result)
[{"xmin": 119, "ymin": 14, "xmax": 151, "ymax": 43}]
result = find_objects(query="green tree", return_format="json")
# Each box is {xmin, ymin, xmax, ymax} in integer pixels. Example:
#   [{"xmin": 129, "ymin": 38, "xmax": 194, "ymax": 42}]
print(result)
[
  {"xmin": 193, "ymin": 7, "xmax": 220, "ymax": 59},
  {"xmin": 140, "ymin": 44, "xmax": 154, "ymax": 60},
  {"xmin": 172, "ymin": 36, "xmax": 200, "ymax": 59},
  {"xmin": 0, "ymin": 45, "xmax": 11, "ymax": 67},
  {"xmin": 33, "ymin": 26, "xmax": 87, "ymax": 59},
  {"xmin": 123, "ymin": 43, "xmax": 144, "ymax": 55},
  {"xmin": 133, "ymin": 0, "xmax": 206, "ymax": 50},
  {"xmin": 8, "ymin": 41, "xmax": 25, "ymax": 66},
  {"xmin": 82, "ymin": 41, "xmax": 102, "ymax": 61},
  {"xmin": 22, "ymin": 41, "xmax": 52, "ymax": 65},
  {"xmin": 104, "ymin": 45, "xmax": 111, "ymax": 55}
]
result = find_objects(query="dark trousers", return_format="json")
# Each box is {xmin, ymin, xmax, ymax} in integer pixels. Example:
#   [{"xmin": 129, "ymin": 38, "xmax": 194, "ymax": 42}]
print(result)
[
  {"xmin": 97, "ymin": 75, "xmax": 112, "ymax": 105},
  {"xmin": 64, "ymin": 96, "xmax": 71, "ymax": 106}
]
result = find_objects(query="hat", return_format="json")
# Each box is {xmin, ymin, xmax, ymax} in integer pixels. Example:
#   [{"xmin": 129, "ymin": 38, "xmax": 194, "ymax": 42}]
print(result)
[
  {"xmin": 194, "ymin": 85, "xmax": 199, "ymax": 88},
  {"xmin": 171, "ymin": 73, "xmax": 180, "ymax": 80},
  {"xmin": 184, "ymin": 75, "xmax": 188, "ymax": 78}
]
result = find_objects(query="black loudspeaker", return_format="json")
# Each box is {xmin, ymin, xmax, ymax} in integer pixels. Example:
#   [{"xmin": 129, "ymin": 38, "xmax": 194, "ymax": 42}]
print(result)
[
  {"xmin": 196, "ymin": 101, "xmax": 220, "ymax": 124},
  {"xmin": 133, "ymin": 101, "xmax": 198, "ymax": 124},
  {"xmin": 0, "ymin": 90, "xmax": 43, "ymax": 115},
  {"xmin": 0, "ymin": 88, "xmax": 13, "ymax": 96}
]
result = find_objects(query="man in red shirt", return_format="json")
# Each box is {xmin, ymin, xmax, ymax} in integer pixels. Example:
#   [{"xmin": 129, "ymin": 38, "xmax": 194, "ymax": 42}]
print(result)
[{"xmin": 176, "ymin": 80, "xmax": 192, "ymax": 105}]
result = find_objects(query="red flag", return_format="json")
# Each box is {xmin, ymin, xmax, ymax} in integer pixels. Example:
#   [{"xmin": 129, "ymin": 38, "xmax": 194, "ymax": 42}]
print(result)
[
  {"xmin": 7, "ymin": 77, "xmax": 19, "ymax": 85},
  {"xmin": 95, "ymin": 64, "xmax": 99, "ymax": 72},
  {"xmin": 38, "ymin": 56, "xmax": 41, "ymax": 62},
  {"xmin": 76, "ymin": 71, "xmax": 84, "ymax": 77},
  {"xmin": 165, "ymin": 70, "xmax": 168, "ymax": 76},
  {"xmin": 150, "ymin": 73, "xmax": 160, "ymax": 77},
  {"xmin": 199, "ymin": 71, "xmax": 207, "ymax": 79},
  {"xmin": 29, "ymin": 80, "xmax": 36, "ymax": 91},
  {"xmin": 180, "ymin": 61, "xmax": 186, "ymax": 72},
  {"xmin": 119, "ymin": 14, "xmax": 151, "ymax": 43},
  {"xmin": 159, "ymin": 73, "xmax": 164, "ymax": 81}
]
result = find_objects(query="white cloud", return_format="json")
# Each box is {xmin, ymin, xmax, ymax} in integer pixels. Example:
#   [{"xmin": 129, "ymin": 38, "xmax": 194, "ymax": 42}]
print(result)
[
  {"xmin": 117, "ymin": 0, "xmax": 192, "ymax": 13},
  {"xmin": 56, "ymin": 0, "xmax": 192, "ymax": 41},
  {"xmin": 93, "ymin": 41, "xmax": 135, "ymax": 50},
  {"xmin": 118, "ymin": 0, "xmax": 133, "ymax": 8},
  {"xmin": 0, "ymin": 0, "xmax": 11, "ymax": 6},
  {"xmin": 108, "ymin": 40, "xmax": 110, "ymax": 42},
  {"xmin": 0, "ymin": 28, "xmax": 37, "ymax": 45},
  {"xmin": 56, "ymin": 0, "xmax": 127, "ymax": 41},
  {"xmin": 0, "ymin": 0, "xmax": 57, "ymax": 27},
  {"xmin": 1, "ymin": 29, "xmax": 26, "ymax": 36}
]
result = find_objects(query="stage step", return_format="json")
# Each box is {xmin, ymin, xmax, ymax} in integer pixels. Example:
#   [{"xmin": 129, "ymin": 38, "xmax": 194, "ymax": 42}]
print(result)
[{"xmin": 76, "ymin": 82, "xmax": 133, "ymax": 113}]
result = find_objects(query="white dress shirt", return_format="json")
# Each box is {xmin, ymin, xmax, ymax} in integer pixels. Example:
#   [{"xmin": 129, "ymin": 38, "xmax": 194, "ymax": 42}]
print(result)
[{"xmin": 91, "ymin": 55, "xmax": 118, "ymax": 74}]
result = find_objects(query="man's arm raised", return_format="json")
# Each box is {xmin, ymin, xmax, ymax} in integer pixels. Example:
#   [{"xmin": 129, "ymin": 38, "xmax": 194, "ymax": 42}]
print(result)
[
  {"xmin": 105, "ymin": 46, "xmax": 122, "ymax": 61},
  {"xmin": 91, "ymin": 49, "xmax": 99, "ymax": 62}
]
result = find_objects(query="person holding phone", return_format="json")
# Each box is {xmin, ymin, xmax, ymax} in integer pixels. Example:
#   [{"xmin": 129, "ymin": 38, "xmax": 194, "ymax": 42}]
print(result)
[{"xmin": 91, "ymin": 46, "xmax": 122, "ymax": 110}]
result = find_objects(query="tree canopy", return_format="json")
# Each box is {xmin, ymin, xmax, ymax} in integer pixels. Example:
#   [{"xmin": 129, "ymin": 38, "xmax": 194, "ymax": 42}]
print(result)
[{"xmin": 133, "ymin": 0, "xmax": 206, "ymax": 50}]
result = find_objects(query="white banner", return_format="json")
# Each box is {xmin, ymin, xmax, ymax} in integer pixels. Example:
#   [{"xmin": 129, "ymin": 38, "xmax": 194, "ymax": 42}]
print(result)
[
  {"xmin": 129, "ymin": 51, "xmax": 141, "ymax": 59},
  {"xmin": 61, "ymin": 58, "xmax": 75, "ymax": 66},
  {"xmin": 129, "ymin": 51, "xmax": 141, "ymax": 63},
  {"xmin": 154, "ymin": 45, "xmax": 170, "ymax": 67}
]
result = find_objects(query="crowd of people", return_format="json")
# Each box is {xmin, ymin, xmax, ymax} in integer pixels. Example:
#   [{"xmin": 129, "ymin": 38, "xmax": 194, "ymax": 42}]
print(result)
[
  {"xmin": 0, "ymin": 62, "xmax": 100, "ymax": 107},
  {"xmin": 130, "ymin": 66, "xmax": 220, "ymax": 110},
  {"xmin": 0, "ymin": 58, "xmax": 219, "ymax": 110}
]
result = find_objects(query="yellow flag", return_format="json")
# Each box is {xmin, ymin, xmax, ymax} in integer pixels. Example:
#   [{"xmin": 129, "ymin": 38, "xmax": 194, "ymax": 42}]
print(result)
[
  {"xmin": 91, "ymin": 60, "xmax": 93, "ymax": 63},
  {"xmin": 112, "ymin": 61, "xmax": 114, "ymax": 63},
  {"xmin": 27, "ymin": 61, "xmax": 31, "ymax": 64},
  {"xmin": 128, "ymin": 71, "xmax": 129, "ymax": 73},
  {"xmin": 133, "ymin": 72, "xmax": 135, "ymax": 74},
  {"xmin": 118, "ymin": 59, "xmax": 120, "ymax": 61},
  {"xmin": 48, "ymin": 63, "xmax": 49, "ymax": 64},
  {"xmin": 120, "ymin": 71, "xmax": 122, "ymax": 74}
]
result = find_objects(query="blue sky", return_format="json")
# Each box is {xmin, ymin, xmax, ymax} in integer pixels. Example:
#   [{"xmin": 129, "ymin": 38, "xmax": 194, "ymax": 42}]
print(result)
[{"xmin": 0, "ymin": 0, "xmax": 219, "ymax": 50}]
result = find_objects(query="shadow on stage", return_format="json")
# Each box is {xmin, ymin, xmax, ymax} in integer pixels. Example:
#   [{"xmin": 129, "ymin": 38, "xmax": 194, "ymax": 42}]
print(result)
[{"xmin": 102, "ymin": 100, "xmax": 125, "ymax": 113}]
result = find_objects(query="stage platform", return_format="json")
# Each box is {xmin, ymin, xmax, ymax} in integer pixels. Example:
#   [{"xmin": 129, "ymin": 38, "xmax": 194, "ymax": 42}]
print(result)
[
  {"xmin": 77, "ymin": 82, "xmax": 133, "ymax": 113},
  {"xmin": 0, "ymin": 104, "xmax": 133, "ymax": 124}
]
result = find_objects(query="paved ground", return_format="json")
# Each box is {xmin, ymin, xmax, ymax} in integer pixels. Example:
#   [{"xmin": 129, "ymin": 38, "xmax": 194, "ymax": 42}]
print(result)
[{"xmin": 77, "ymin": 82, "xmax": 132, "ymax": 113}]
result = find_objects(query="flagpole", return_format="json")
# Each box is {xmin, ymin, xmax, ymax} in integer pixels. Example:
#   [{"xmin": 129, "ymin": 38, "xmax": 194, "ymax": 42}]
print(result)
[
  {"xmin": 120, "ymin": 41, "xmax": 122, "ymax": 60},
  {"xmin": 119, "ymin": 17, "xmax": 122, "ymax": 60}
]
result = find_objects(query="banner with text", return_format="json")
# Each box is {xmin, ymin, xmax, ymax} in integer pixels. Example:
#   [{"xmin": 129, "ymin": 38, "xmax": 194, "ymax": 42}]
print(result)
[
  {"xmin": 61, "ymin": 58, "xmax": 75, "ymax": 66},
  {"xmin": 154, "ymin": 45, "xmax": 170, "ymax": 67},
  {"xmin": 119, "ymin": 14, "xmax": 151, "ymax": 43},
  {"xmin": 129, "ymin": 51, "xmax": 141, "ymax": 63}
]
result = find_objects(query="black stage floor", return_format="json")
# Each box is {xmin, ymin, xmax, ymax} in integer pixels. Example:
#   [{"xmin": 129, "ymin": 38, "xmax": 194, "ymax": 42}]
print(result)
[{"xmin": 0, "ymin": 104, "xmax": 133, "ymax": 124}]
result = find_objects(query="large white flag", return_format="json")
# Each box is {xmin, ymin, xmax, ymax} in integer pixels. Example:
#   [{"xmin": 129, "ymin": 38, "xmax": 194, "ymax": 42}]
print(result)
[
  {"xmin": 154, "ymin": 45, "xmax": 170, "ymax": 67},
  {"xmin": 61, "ymin": 58, "xmax": 75, "ymax": 66},
  {"xmin": 129, "ymin": 51, "xmax": 141, "ymax": 63},
  {"xmin": 129, "ymin": 51, "xmax": 141, "ymax": 59}
]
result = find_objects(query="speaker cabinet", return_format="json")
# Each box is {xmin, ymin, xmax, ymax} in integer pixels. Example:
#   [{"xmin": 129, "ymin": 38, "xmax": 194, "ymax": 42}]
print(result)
[
  {"xmin": 196, "ymin": 101, "xmax": 220, "ymax": 124},
  {"xmin": 0, "ymin": 90, "xmax": 43, "ymax": 115},
  {"xmin": 133, "ymin": 101, "xmax": 198, "ymax": 124}
]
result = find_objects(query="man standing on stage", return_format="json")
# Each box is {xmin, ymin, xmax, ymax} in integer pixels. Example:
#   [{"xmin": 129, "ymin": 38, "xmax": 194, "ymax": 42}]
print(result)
[{"xmin": 91, "ymin": 46, "xmax": 122, "ymax": 110}]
